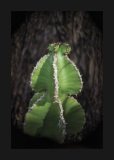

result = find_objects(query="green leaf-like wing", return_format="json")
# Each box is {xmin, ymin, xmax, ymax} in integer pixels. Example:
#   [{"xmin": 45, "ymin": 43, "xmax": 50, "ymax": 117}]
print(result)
[
  {"xmin": 63, "ymin": 96, "xmax": 85, "ymax": 136},
  {"xmin": 57, "ymin": 53, "xmax": 82, "ymax": 95},
  {"xmin": 31, "ymin": 54, "xmax": 54, "ymax": 97},
  {"xmin": 24, "ymin": 96, "xmax": 51, "ymax": 136}
]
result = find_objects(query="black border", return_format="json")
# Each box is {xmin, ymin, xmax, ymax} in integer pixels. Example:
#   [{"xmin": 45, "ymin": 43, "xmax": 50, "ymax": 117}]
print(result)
[
  {"xmin": 11, "ymin": 11, "xmax": 103, "ymax": 149},
  {"xmin": 1, "ymin": 0, "xmax": 112, "ymax": 159}
]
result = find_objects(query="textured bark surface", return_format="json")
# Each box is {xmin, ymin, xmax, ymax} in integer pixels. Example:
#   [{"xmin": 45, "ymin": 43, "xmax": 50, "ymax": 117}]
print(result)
[{"xmin": 11, "ymin": 11, "xmax": 103, "ymax": 147}]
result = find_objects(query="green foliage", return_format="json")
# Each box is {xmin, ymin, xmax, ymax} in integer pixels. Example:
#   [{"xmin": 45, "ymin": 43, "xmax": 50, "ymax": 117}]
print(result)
[{"xmin": 24, "ymin": 43, "xmax": 85, "ymax": 143}]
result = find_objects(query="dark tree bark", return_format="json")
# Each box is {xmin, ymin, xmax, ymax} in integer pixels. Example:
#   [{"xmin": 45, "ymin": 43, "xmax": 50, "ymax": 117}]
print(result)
[{"xmin": 11, "ymin": 11, "xmax": 103, "ymax": 148}]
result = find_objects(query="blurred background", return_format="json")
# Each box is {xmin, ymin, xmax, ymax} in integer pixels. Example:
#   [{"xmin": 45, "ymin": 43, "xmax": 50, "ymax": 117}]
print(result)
[{"xmin": 11, "ymin": 11, "xmax": 103, "ymax": 35}]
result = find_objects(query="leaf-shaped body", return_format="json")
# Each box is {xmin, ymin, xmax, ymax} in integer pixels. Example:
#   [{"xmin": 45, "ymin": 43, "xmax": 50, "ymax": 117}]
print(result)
[{"xmin": 24, "ymin": 43, "xmax": 85, "ymax": 143}]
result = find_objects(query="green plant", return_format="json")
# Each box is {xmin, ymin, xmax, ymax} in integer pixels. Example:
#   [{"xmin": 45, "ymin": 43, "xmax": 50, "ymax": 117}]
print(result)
[{"xmin": 23, "ymin": 43, "xmax": 85, "ymax": 143}]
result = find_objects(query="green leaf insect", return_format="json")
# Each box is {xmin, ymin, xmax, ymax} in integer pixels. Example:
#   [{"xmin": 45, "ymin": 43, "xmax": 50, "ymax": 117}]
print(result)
[{"xmin": 23, "ymin": 43, "xmax": 85, "ymax": 144}]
